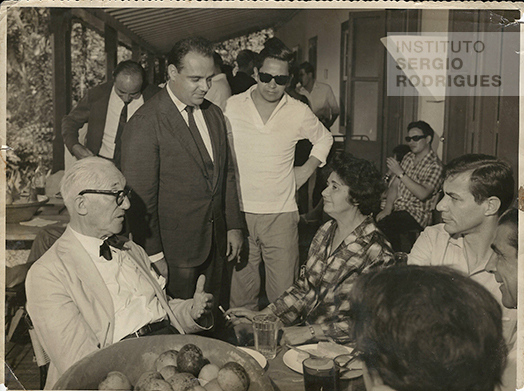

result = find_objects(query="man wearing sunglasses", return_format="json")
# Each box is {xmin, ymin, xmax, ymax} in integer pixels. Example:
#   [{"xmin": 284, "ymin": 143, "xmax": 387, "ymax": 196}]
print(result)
[
  {"xmin": 26, "ymin": 157, "xmax": 214, "ymax": 389},
  {"xmin": 225, "ymin": 38, "xmax": 333, "ymax": 311},
  {"xmin": 377, "ymin": 120, "xmax": 443, "ymax": 252}
]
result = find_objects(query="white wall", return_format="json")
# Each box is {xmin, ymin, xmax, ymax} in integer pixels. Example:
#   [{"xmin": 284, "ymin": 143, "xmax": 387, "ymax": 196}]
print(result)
[{"xmin": 276, "ymin": 10, "xmax": 349, "ymax": 135}]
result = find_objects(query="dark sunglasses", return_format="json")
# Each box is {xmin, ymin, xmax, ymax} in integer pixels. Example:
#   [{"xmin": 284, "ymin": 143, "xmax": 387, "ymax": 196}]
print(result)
[
  {"xmin": 258, "ymin": 72, "xmax": 290, "ymax": 86},
  {"xmin": 79, "ymin": 187, "xmax": 132, "ymax": 206},
  {"xmin": 405, "ymin": 135, "xmax": 427, "ymax": 142}
]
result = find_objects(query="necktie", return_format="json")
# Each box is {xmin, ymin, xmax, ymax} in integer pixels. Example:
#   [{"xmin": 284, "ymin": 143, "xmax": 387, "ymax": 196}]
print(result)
[
  {"xmin": 113, "ymin": 102, "xmax": 129, "ymax": 169},
  {"xmin": 184, "ymin": 106, "xmax": 213, "ymax": 171},
  {"xmin": 99, "ymin": 235, "xmax": 128, "ymax": 261}
]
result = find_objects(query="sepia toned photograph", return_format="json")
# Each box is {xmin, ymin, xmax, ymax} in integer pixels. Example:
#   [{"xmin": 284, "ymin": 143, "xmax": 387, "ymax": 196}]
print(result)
[{"xmin": 2, "ymin": 2, "xmax": 521, "ymax": 390}]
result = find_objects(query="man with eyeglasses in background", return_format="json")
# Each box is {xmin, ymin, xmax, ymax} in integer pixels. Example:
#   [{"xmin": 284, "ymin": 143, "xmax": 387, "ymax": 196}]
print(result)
[
  {"xmin": 224, "ymin": 38, "xmax": 333, "ymax": 311},
  {"xmin": 26, "ymin": 157, "xmax": 214, "ymax": 389},
  {"xmin": 377, "ymin": 120, "xmax": 443, "ymax": 252}
]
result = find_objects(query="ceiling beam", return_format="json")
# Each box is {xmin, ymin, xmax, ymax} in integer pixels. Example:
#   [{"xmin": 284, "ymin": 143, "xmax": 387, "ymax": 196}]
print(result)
[{"xmin": 71, "ymin": 8, "xmax": 160, "ymax": 55}]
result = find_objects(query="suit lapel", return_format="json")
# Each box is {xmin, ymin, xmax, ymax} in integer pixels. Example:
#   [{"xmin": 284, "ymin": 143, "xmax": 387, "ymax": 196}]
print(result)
[
  {"xmin": 158, "ymin": 90, "xmax": 212, "ymax": 184},
  {"xmin": 201, "ymin": 101, "xmax": 221, "ymax": 192},
  {"xmin": 56, "ymin": 227, "xmax": 115, "ymax": 344},
  {"xmin": 125, "ymin": 243, "xmax": 186, "ymax": 334}
]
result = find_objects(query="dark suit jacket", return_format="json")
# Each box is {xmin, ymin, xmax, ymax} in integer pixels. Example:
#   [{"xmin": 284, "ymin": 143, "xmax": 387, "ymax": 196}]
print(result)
[
  {"xmin": 121, "ymin": 88, "xmax": 244, "ymax": 268},
  {"xmin": 230, "ymin": 71, "xmax": 256, "ymax": 95},
  {"xmin": 61, "ymin": 82, "xmax": 161, "ymax": 155}
]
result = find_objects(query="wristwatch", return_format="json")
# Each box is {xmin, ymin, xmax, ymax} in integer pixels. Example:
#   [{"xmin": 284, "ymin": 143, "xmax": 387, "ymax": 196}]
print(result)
[{"xmin": 398, "ymin": 172, "xmax": 405, "ymax": 179}]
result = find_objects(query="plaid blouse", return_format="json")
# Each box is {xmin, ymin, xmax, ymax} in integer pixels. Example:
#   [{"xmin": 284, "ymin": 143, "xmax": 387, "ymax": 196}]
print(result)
[
  {"xmin": 268, "ymin": 216, "xmax": 394, "ymax": 343},
  {"xmin": 393, "ymin": 150, "xmax": 443, "ymax": 227}
]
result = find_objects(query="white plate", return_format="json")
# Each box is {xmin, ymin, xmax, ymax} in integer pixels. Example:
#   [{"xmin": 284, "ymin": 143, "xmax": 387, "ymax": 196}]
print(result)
[
  {"xmin": 283, "ymin": 343, "xmax": 363, "ymax": 380},
  {"xmin": 238, "ymin": 347, "xmax": 268, "ymax": 370}
]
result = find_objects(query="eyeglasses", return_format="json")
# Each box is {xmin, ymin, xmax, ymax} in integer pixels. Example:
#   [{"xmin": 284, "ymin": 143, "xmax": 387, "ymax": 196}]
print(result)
[
  {"xmin": 258, "ymin": 72, "xmax": 290, "ymax": 86},
  {"xmin": 78, "ymin": 187, "xmax": 132, "ymax": 206},
  {"xmin": 405, "ymin": 135, "xmax": 427, "ymax": 142}
]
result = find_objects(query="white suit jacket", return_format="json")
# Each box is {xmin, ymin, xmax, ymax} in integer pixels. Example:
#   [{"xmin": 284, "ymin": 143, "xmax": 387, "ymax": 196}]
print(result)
[{"xmin": 26, "ymin": 226, "xmax": 209, "ymax": 389}]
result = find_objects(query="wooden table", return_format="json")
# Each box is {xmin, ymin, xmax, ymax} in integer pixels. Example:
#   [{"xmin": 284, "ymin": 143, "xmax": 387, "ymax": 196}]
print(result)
[
  {"xmin": 265, "ymin": 346, "xmax": 365, "ymax": 391},
  {"xmin": 6, "ymin": 196, "xmax": 69, "ymax": 243}
]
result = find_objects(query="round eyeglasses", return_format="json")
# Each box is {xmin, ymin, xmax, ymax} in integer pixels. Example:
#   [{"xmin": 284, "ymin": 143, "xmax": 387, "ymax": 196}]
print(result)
[{"xmin": 78, "ymin": 187, "xmax": 132, "ymax": 206}]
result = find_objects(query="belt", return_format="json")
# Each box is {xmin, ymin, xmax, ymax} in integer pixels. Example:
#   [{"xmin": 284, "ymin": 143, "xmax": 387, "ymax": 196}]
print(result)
[{"xmin": 123, "ymin": 318, "xmax": 170, "ymax": 339}]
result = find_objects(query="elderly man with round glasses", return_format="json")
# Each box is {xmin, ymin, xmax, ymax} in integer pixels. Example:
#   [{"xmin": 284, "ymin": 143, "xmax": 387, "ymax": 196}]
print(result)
[{"xmin": 26, "ymin": 157, "xmax": 214, "ymax": 389}]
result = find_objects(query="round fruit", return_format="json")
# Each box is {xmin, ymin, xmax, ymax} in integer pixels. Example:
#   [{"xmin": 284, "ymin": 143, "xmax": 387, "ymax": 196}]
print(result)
[
  {"xmin": 198, "ymin": 363, "xmax": 220, "ymax": 386},
  {"xmin": 155, "ymin": 349, "xmax": 179, "ymax": 372},
  {"xmin": 134, "ymin": 371, "xmax": 163, "ymax": 391},
  {"xmin": 217, "ymin": 362, "xmax": 250, "ymax": 391},
  {"xmin": 204, "ymin": 379, "xmax": 223, "ymax": 391},
  {"xmin": 135, "ymin": 378, "xmax": 172, "ymax": 391},
  {"xmin": 159, "ymin": 365, "xmax": 179, "ymax": 380},
  {"xmin": 177, "ymin": 344, "xmax": 205, "ymax": 376},
  {"xmin": 167, "ymin": 372, "xmax": 199, "ymax": 391},
  {"xmin": 98, "ymin": 371, "xmax": 132, "ymax": 390},
  {"xmin": 191, "ymin": 386, "xmax": 206, "ymax": 391}
]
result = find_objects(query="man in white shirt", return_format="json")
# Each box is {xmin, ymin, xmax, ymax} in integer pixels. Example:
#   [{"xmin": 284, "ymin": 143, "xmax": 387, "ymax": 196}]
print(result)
[
  {"xmin": 297, "ymin": 61, "xmax": 339, "ymax": 129},
  {"xmin": 225, "ymin": 38, "xmax": 333, "ymax": 310},
  {"xmin": 408, "ymin": 154, "xmax": 517, "ymax": 346},
  {"xmin": 486, "ymin": 208, "xmax": 518, "ymax": 391},
  {"xmin": 62, "ymin": 60, "xmax": 160, "ymax": 168},
  {"xmin": 205, "ymin": 52, "xmax": 232, "ymax": 111},
  {"xmin": 26, "ymin": 157, "xmax": 213, "ymax": 389}
]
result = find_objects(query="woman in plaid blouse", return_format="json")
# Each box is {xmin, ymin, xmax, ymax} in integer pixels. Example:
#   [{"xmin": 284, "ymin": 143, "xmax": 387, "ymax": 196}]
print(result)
[{"xmin": 228, "ymin": 154, "xmax": 395, "ymax": 344}]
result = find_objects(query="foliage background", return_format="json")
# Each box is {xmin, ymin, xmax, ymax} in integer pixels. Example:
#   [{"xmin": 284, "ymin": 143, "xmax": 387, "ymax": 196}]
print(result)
[{"xmin": 7, "ymin": 8, "xmax": 272, "ymax": 176}]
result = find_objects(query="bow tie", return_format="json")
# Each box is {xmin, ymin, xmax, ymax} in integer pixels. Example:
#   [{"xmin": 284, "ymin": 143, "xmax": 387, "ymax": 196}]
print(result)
[{"xmin": 99, "ymin": 235, "xmax": 128, "ymax": 261}]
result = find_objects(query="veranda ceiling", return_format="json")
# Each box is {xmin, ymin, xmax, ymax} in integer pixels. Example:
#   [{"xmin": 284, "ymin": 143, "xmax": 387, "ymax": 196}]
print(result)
[{"xmin": 102, "ymin": 8, "xmax": 301, "ymax": 54}]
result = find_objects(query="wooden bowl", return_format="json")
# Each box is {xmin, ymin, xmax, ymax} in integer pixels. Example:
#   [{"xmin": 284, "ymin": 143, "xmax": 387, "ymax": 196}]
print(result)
[
  {"xmin": 54, "ymin": 334, "xmax": 274, "ymax": 390},
  {"xmin": 6, "ymin": 195, "xmax": 49, "ymax": 223}
]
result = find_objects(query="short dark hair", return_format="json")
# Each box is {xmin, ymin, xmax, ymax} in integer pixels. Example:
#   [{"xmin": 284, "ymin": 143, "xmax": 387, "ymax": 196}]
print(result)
[
  {"xmin": 349, "ymin": 265, "xmax": 507, "ymax": 391},
  {"xmin": 167, "ymin": 36, "xmax": 214, "ymax": 70},
  {"xmin": 392, "ymin": 144, "xmax": 411, "ymax": 163},
  {"xmin": 213, "ymin": 52, "xmax": 224, "ymax": 68},
  {"xmin": 407, "ymin": 120, "xmax": 435, "ymax": 143},
  {"xmin": 112, "ymin": 60, "xmax": 145, "ymax": 82},
  {"xmin": 444, "ymin": 154, "xmax": 514, "ymax": 216},
  {"xmin": 298, "ymin": 61, "xmax": 315, "ymax": 78},
  {"xmin": 254, "ymin": 37, "xmax": 294, "ymax": 70},
  {"xmin": 236, "ymin": 50, "xmax": 256, "ymax": 68},
  {"xmin": 498, "ymin": 208, "xmax": 518, "ymax": 251},
  {"xmin": 329, "ymin": 153, "xmax": 385, "ymax": 216}
]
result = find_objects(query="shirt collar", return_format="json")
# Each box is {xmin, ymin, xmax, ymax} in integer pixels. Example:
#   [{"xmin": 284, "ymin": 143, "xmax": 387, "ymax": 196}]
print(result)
[
  {"xmin": 166, "ymin": 82, "xmax": 199, "ymax": 113},
  {"xmin": 70, "ymin": 225, "xmax": 105, "ymax": 260}
]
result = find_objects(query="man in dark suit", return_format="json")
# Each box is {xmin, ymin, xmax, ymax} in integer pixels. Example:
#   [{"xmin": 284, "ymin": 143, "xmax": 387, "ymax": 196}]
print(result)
[
  {"xmin": 121, "ymin": 37, "xmax": 244, "ymax": 320},
  {"xmin": 230, "ymin": 49, "xmax": 256, "ymax": 95},
  {"xmin": 62, "ymin": 60, "xmax": 160, "ymax": 168}
]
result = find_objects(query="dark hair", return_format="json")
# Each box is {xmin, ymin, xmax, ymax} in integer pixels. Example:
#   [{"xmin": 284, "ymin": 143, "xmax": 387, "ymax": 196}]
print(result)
[
  {"xmin": 498, "ymin": 208, "xmax": 518, "ymax": 251},
  {"xmin": 444, "ymin": 154, "xmax": 514, "ymax": 216},
  {"xmin": 112, "ymin": 60, "xmax": 145, "ymax": 82},
  {"xmin": 167, "ymin": 36, "xmax": 214, "ymax": 70},
  {"xmin": 407, "ymin": 120, "xmax": 435, "ymax": 143},
  {"xmin": 298, "ymin": 61, "xmax": 315, "ymax": 78},
  {"xmin": 213, "ymin": 52, "xmax": 224, "ymax": 69},
  {"xmin": 236, "ymin": 49, "xmax": 256, "ymax": 68},
  {"xmin": 329, "ymin": 154, "xmax": 385, "ymax": 216},
  {"xmin": 254, "ymin": 37, "xmax": 294, "ymax": 70},
  {"xmin": 349, "ymin": 265, "xmax": 507, "ymax": 391},
  {"xmin": 392, "ymin": 144, "xmax": 411, "ymax": 163}
]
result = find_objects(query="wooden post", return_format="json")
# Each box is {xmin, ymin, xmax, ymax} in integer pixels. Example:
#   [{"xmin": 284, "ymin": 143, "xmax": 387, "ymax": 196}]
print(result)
[
  {"xmin": 50, "ymin": 8, "xmax": 72, "ymax": 173},
  {"xmin": 147, "ymin": 52, "xmax": 155, "ymax": 86},
  {"xmin": 157, "ymin": 56, "xmax": 166, "ymax": 85},
  {"xmin": 131, "ymin": 44, "xmax": 140, "ymax": 62},
  {"xmin": 105, "ymin": 24, "xmax": 118, "ymax": 80}
]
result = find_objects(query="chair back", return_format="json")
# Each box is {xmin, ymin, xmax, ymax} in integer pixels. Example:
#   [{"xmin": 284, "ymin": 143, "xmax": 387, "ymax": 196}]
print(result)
[{"xmin": 24, "ymin": 311, "xmax": 50, "ymax": 388}]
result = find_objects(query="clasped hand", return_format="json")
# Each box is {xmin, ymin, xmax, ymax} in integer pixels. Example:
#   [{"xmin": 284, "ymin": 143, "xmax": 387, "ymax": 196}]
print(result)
[{"xmin": 190, "ymin": 275, "xmax": 214, "ymax": 320}]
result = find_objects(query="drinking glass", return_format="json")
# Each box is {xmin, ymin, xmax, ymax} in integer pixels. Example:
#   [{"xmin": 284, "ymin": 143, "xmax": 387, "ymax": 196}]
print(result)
[
  {"xmin": 252, "ymin": 314, "xmax": 279, "ymax": 360},
  {"xmin": 303, "ymin": 357, "xmax": 340, "ymax": 391}
]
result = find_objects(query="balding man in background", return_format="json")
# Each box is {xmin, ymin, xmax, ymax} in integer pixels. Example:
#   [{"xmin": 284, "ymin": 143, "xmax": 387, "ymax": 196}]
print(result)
[{"xmin": 62, "ymin": 60, "xmax": 160, "ymax": 168}]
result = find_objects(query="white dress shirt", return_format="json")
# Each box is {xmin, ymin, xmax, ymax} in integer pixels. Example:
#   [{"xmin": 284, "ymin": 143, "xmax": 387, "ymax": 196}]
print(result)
[
  {"xmin": 71, "ymin": 228, "xmax": 167, "ymax": 342},
  {"xmin": 99, "ymin": 86, "xmax": 144, "ymax": 159}
]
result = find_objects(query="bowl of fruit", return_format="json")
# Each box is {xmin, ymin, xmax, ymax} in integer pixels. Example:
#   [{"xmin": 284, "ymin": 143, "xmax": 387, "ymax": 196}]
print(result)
[{"xmin": 53, "ymin": 335, "xmax": 274, "ymax": 391}]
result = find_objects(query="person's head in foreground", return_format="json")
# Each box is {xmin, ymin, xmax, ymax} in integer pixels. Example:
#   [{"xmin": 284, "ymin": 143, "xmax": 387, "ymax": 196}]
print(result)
[
  {"xmin": 437, "ymin": 154, "xmax": 514, "ymax": 236},
  {"xmin": 61, "ymin": 156, "xmax": 130, "ymax": 239},
  {"xmin": 349, "ymin": 265, "xmax": 507, "ymax": 391},
  {"xmin": 486, "ymin": 208, "xmax": 518, "ymax": 309},
  {"xmin": 323, "ymin": 153, "xmax": 385, "ymax": 220}
]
